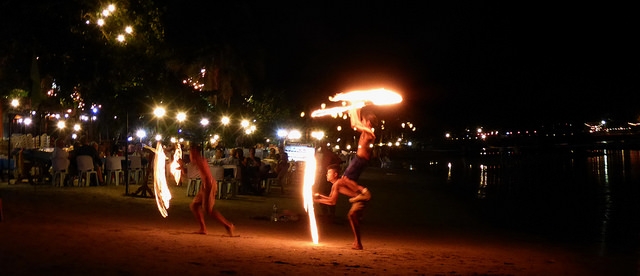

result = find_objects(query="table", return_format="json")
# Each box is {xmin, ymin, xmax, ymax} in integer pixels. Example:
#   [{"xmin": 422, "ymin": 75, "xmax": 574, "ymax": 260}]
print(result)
[
  {"xmin": 261, "ymin": 158, "xmax": 278, "ymax": 172},
  {"xmin": 15, "ymin": 149, "xmax": 52, "ymax": 185},
  {"xmin": 1, "ymin": 158, "xmax": 16, "ymax": 181}
]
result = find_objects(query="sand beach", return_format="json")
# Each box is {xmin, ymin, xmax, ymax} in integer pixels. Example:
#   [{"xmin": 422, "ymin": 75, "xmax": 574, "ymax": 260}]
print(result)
[{"xmin": 0, "ymin": 167, "xmax": 634, "ymax": 275}]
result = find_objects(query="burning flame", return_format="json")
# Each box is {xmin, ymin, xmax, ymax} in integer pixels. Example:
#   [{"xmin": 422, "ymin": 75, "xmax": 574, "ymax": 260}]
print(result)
[
  {"xmin": 310, "ymin": 102, "xmax": 366, "ymax": 118},
  {"xmin": 311, "ymin": 88, "xmax": 402, "ymax": 117},
  {"xmin": 153, "ymin": 142, "xmax": 172, "ymax": 218},
  {"xmin": 170, "ymin": 143, "xmax": 182, "ymax": 185},
  {"xmin": 302, "ymin": 150, "xmax": 319, "ymax": 244}
]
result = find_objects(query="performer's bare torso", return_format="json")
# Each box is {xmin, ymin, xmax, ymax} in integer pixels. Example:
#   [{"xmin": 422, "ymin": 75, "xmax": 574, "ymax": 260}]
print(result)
[{"xmin": 356, "ymin": 131, "xmax": 375, "ymax": 160}]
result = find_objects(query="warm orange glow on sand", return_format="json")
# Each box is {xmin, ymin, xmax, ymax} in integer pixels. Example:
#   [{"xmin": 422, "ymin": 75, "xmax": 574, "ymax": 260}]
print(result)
[
  {"xmin": 311, "ymin": 88, "xmax": 402, "ymax": 117},
  {"xmin": 153, "ymin": 142, "xmax": 172, "ymax": 217},
  {"xmin": 170, "ymin": 143, "xmax": 182, "ymax": 185},
  {"xmin": 302, "ymin": 152, "xmax": 319, "ymax": 244}
]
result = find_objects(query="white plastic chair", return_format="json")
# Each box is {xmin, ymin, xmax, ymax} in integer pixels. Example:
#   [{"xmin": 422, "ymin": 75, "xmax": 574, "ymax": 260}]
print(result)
[
  {"xmin": 105, "ymin": 156, "xmax": 124, "ymax": 186},
  {"xmin": 186, "ymin": 163, "xmax": 202, "ymax": 197},
  {"xmin": 51, "ymin": 157, "xmax": 70, "ymax": 187},
  {"xmin": 128, "ymin": 155, "xmax": 144, "ymax": 184},
  {"xmin": 210, "ymin": 165, "xmax": 229, "ymax": 199},
  {"xmin": 76, "ymin": 155, "xmax": 98, "ymax": 186},
  {"xmin": 222, "ymin": 165, "xmax": 240, "ymax": 198}
]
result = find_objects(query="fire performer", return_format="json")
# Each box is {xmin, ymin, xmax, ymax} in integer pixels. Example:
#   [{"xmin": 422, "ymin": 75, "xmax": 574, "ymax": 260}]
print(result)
[
  {"xmin": 314, "ymin": 164, "xmax": 371, "ymax": 250},
  {"xmin": 344, "ymin": 104, "xmax": 378, "ymax": 182},
  {"xmin": 188, "ymin": 145, "xmax": 235, "ymax": 236}
]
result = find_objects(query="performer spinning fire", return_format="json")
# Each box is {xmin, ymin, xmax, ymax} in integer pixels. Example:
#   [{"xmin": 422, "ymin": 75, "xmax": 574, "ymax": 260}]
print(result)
[
  {"xmin": 188, "ymin": 145, "xmax": 235, "ymax": 236},
  {"xmin": 314, "ymin": 164, "xmax": 371, "ymax": 250},
  {"xmin": 343, "ymin": 103, "xmax": 378, "ymax": 182}
]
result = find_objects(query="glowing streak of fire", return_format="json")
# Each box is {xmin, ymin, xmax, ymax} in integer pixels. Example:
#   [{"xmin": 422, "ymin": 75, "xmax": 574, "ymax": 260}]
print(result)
[
  {"xmin": 153, "ymin": 142, "xmax": 172, "ymax": 218},
  {"xmin": 310, "ymin": 102, "xmax": 366, "ymax": 118},
  {"xmin": 170, "ymin": 143, "xmax": 182, "ymax": 185},
  {"xmin": 311, "ymin": 88, "xmax": 402, "ymax": 117},
  {"xmin": 302, "ymin": 152, "xmax": 319, "ymax": 244}
]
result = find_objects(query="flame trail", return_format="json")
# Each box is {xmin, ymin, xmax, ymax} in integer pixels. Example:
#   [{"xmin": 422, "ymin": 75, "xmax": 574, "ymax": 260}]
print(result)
[
  {"xmin": 153, "ymin": 142, "xmax": 172, "ymax": 218},
  {"xmin": 302, "ymin": 152, "xmax": 319, "ymax": 244},
  {"xmin": 311, "ymin": 88, "xmax": 402, "ymax": 118},
  {"xmin": 310, "ymin": 102, "xmax": 366, "ymax": 118},
  {"xmin": 170, "ymin": 143, "xmax": 182, "ymax": 185}
]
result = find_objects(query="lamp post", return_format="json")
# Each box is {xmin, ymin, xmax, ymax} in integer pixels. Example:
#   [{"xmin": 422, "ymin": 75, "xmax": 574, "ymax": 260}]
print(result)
[
  {"xmin": 200, "ymin": 118, "xmax": 209, "ymax": 156},
  {"xmin": 6, "ymin": 99, "xmax": 19, "ymax": 183},
  {"xmin": 176, "ymin": 111, "xmax": 186, "ymax": 138},
  {"xmin": 90, "ymin": 106, "xmax": 99, "ymax": 141},
  {"xmin": 153, "ymin": 106, "xmax": 165, "ymax": 136},
  {"xmin": 219, "ymin": 116, "xmax": 230, "ymax": 147}
]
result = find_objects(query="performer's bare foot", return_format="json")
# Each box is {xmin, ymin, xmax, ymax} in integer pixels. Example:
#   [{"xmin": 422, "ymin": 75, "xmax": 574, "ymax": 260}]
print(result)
[
  {"xmin": 194, "ymin": 229, "xmax": 207, "ymax": 235},
  {"xmin": 352, "ymin": 242, "xmax": 363, "ymax": 250},
  {"xmin": 225, "ymin": 224, "xmax": 235, "ymax": 237}
]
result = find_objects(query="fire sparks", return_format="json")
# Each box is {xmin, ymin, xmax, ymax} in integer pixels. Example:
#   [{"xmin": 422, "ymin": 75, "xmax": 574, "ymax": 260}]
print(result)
[
  {"xmin": 170, "ymin": 143, "xmax": 182, "ymax": 185},
  {"xmin": 153, "ymin": 142, "xmax": 172, "ymax": 218},
  {"xmin": 302, "ymin": 150, "xmax": 319, "ymax": 244},
  {"xmin": 311, "ymin": 88, "xmax": 402, "ymax": 117}
]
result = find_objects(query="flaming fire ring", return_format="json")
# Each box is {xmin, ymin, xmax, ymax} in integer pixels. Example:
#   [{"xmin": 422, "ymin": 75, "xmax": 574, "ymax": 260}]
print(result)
[{"xmin": 311, "ymin": 88, "xmax": 402, "ymax": 118}]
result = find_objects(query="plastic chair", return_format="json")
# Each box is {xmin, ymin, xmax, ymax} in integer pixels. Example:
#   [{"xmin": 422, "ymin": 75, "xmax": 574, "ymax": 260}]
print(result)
[
  {"xmin": 128, "ymin": 155, "xmax": 144, "ymax": 184},
  {"xmin": 186, "ymin": 178, "xmax": 201, "ymax": 197},
  {"xmin": 76, "ymin": 155, "xmax": 98, "ymax": 186},
  {"xmin": 186, "ymin": 163, "xmax": 202, "ymax": 197},
  {"xmin": 105, "ymin": 156, "xmax": 124, "ymax": 186},
  {"xmin": 210, "ymin": 165, "xmax": 230, "ymax": 199},
  {"xmin": 263, "ymin": 177, "xmax": 280, "ymax": 194},
  {"xmin": 51, "ymin": 157, "xmax": 70, "ymax": 187},
  {"xmin": 222, "ymin": 165, "xmax": 240, "ymax": 198}
]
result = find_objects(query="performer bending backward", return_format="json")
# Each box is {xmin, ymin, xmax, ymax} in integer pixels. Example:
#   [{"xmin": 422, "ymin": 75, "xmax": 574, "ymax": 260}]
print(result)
[{"xmin": 314, "ymin": 164, "xmax": 371, "ymax": 250}]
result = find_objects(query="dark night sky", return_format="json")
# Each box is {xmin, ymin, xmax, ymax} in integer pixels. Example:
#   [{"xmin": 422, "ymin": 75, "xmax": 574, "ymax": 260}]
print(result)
[{"xmin": 167, "ymin": 2, "xmax": 636, "ymax": 132}]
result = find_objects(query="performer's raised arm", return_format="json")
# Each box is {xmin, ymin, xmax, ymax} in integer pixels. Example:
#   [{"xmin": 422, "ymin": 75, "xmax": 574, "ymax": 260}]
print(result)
[{"xmin": 348, "ymin": 107, "xmax": 375, "ymax": 136}]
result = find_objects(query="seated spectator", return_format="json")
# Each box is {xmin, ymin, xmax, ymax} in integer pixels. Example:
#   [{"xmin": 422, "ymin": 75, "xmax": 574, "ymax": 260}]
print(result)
[
  {"xmin": 67, "ymin": 141, "xmax": 82, "ymax": 177},
  {"xmin": 50, "ymin": 138, "xmax": 70, "ymax": 185},
  {"xmin": 211, "ymin": 148, "xmax": 225, "ymax": 162},
  {"xmin": 273, "ymin": 152, "xmax": 290, "ymax": 194},
  {"xmin": 51, "ymin": 138, "xmax": 70, "ymax": 171},
  {"xmin": 267, "ymin": 147, "xmax": 278, "ymax": 160},
  {"xmin": 211, "ymin": 148, "xmax": 240, "ymax": 166},
  {"xmin": 242, "ymin": 147, "xmax": 262, "ymax": 194},
  {"xmin": 75, "ymin": 136, "xmax": 104, "ymax": 185}
]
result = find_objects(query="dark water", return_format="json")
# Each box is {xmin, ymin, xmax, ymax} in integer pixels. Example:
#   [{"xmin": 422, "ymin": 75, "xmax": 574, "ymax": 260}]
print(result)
[{"xmin": 392, "ymin": 146, "xmax": 640, "ymax": 255}]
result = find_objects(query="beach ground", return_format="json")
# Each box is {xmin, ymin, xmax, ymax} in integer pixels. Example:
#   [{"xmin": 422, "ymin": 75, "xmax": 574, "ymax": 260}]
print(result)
[{"xmin": 0, "ymin": 168, "xmax": 635, "ymax": 275}]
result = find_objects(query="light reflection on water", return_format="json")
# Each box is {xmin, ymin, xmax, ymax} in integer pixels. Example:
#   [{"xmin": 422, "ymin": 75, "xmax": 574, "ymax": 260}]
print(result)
[{"xmin": 403, "ymin": 147, "xmax": 640, "ymax": 254}]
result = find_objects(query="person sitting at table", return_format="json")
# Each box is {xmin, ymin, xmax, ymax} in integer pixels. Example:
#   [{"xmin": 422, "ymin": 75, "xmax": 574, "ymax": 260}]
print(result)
[
  {"xmin": 245, "ymin": 147, "xmax": 261, "ymax": 167},
  {"xmin": 210, "ymin": 148, "xmax": 225, "ymax": 163},
  {"xmin": 67, "ymin": 141, "xmax": 81, "ymax": 180},
  {"xmin": 75, "ymin": 136, "xmax": 105, "ymax": 185},
  {"xmin": 242, "ymin": 147, "xmax": 262, "ymax": 194},
  {"xmin": 211, "ymin": 148, "xmax": 240, "ymax": 166},
  {"xmin": 51, "ymin": 138, "xmax": 70, "ymax": 186},
  {"xmin": 267, "ymin": 147, "xmax": 278, "ymax": 159},
  {"xmin": 272, "ymin": 151, "xmax": 290, "ymax": 194}
]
